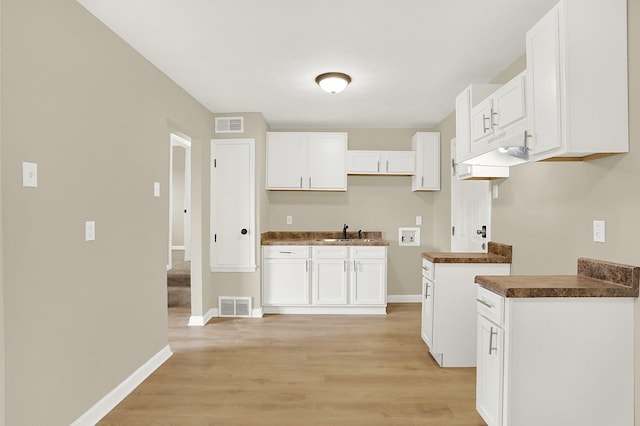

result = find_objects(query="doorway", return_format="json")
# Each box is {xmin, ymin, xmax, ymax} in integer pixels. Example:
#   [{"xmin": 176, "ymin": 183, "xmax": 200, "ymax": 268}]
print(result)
[{"xmin": 168, "ymin": 133, "xmax": 191, "ymax": 308}]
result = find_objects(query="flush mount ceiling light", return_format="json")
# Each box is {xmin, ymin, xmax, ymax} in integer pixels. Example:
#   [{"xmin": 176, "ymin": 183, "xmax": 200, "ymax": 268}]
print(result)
[{"xmin": 315, "ymin": 72, "xmax": 352, "ymax": 94}]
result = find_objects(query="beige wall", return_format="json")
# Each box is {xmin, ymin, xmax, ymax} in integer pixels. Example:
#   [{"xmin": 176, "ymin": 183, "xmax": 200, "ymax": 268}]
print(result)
[
  {"xmin": 266, "ymin": 128, "xmax": 438, "ymax": 296},
  {"xmin": 1, "ymin": 0, "xmax": 212, "ymax": 424}
]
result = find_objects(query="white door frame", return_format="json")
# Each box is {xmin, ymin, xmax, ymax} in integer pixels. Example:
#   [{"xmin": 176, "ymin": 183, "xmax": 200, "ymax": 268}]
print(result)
[{"xmin": 169, "ymin": 133, "xmax": 192, "ymax": 269}]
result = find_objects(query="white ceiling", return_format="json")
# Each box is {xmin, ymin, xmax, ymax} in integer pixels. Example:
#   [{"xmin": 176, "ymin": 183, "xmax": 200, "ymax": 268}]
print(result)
[{"xmin": 78, "ymin": 0, "xmax": 558, "ymax": 129}]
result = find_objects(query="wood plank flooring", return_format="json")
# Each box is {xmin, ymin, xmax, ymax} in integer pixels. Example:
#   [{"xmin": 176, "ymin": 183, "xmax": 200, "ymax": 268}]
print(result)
[{"xmin": 99, "ymin": 304, "xmax": 485, "ymax": 425}]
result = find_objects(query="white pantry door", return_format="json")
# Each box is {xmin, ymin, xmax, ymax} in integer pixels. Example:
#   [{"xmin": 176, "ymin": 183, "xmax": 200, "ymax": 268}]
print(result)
[
  {"xmin": 210, "ymin": 139, "xmax": 256, "ymax": 272},
  {"xmin": 450, "ymin": 139, "xmax": 491, "ymax": 252}
]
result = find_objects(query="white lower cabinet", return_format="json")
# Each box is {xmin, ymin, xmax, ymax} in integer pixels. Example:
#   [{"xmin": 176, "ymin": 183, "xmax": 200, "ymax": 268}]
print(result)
[
  {"xmin": 261, "ymin": 246, "xmax": 310, "ymax": 305},
  {"xmin": 420, "ymin": 260, "xmax": 509, "ymax": 367},
  {"xmin": 263, "ymin": 245, "xmax": 387, "ymax": 314},
  {"xmin": 312, "ymin": 246, "xmax": 348, "ymax": 305},
  {"xmin": 475, "ymin": 286, "xmax": 634, "ymax": 426}
]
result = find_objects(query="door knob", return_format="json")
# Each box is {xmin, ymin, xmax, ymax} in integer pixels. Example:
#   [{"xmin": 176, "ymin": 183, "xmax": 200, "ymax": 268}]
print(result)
[
  {"xmin": 476, "ymin": 225, "xmax": 487, "ymax": 238},
  {"xmin": 241, "ymin": 228, "xmax": 248, "ymax": 235}
]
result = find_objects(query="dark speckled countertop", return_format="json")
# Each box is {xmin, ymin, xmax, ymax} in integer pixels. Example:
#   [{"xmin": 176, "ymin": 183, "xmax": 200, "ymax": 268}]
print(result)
[
  {"xmin": 421, "ymin": 242, "xmax": 512, "ymax": 264},
  {"xmin": 476, "ymin": 258, "xmax": 639, "ymax": 298},
  {"xmin": 261, "ymin": 231, "xmax": 389, "ymax": 246}
]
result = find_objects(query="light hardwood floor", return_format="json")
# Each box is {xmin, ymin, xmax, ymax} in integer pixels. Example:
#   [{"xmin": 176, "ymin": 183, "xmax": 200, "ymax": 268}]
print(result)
[{"xmin": 99, "ymin": 304, "xmax": 485, "ymax": 425}]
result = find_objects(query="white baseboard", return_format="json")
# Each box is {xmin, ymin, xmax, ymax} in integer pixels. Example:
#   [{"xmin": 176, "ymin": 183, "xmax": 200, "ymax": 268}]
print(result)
[
  {"xmin": 262, "ymin": 306, "xmax": 387, "ymax": 315},
  {"xmin": 387, "ymin": 294, "xmax": 422, "ymax": 303},
  {"xmin": 188, "ymin": 308, "xmax": 217, "ymax": 326},
  {"xmin": 171, "ymin": 246, "xmax": 185, "ymax": 251},
  {"xmin": 71, "ymin": 345, "xmax": 172, "ymax": 426}
]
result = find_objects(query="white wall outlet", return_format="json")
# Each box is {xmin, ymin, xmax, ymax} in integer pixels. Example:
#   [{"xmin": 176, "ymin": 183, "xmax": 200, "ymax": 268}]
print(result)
[
  {"xmin": 492, "ymin": 184, "xmax": 499, "ymax": 199},
  {"xmin": 398, "ymin": 227, "xmax": 420, "ymax": 247},
  {"xmin": 22, "ymin": 162, "xmax": 38, "ymax": 187},
  {"xmin": 416, "ymin": 216, "xmax": 422, "ymax": 226},
  {"xmin": 286, "ymin": 215, "xmax": 293, "ymax": 225},
  {"xmin": 85, "ymin": 221, "xmax": 96, "ymax": 241},
  {"xmin": 593, "ymin": 220, "xmax": 605, "ymax": 243},
  {"xmin": 153, "ymin": 182, "xmax": 160, "ymax": 197}
]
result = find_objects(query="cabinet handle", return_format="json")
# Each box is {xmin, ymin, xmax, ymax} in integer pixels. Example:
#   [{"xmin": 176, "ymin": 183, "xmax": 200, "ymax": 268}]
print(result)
[
  {"xmin": 353, "ymin": 260, "xmax": 357, "ymax": 272},
  {"xmin": 279, "ymin": 251, "xmax": 293, "ymax": 254},
  {"xmin": 489, "ymin": 326, "xmax": 498, "ymax": 355},
  {"xmin": 309, "ymin": 176, "xmax": 311, "ymax": 187},
  {"xmin": 300, "ymin": 176, "xmax": 303, "ymax": 188},
  {"xmin": 483, "ymin": 115, "xmax": 491, "ymax": 133},
  {"xmin": 491, "ymin": 110, "xmax": 498, "ymax": 128},
  {"xmin": 386, "ymin": 160, "xmax": 389, "ymax": 172},
  {"xmin": 476, "ymin": 298, "xmax": 494, "ymax": 309},
  {"xmin": 425, "ymin": 283, "xmax": 430, "ymax": 299},
  {"xmin": 421, "ymin": 176, "xmax": 424, "ymax": 187},
  {"xmin": 422, "ymin": 266, "xmax": 430, "ymax": 271},
  {"xmin": 306, "ymin": 259, "xmax": 309, "ymax": 272},
  {"xmin": 377, "ymin": 161, "xmax": 380, "ymax": 172},
  {"xmin": 344, "ymin": 260, "xmax": 347, "ymax": 272}
]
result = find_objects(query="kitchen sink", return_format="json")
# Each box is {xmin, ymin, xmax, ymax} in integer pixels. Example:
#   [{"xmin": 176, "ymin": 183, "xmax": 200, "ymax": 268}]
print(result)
[{"xmin": 314, "ymin": 238, "xmax": 379, "ymax": 243}]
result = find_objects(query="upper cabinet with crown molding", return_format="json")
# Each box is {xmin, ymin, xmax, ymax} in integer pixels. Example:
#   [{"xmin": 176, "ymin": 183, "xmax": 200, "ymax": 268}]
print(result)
[{"xmin": 525, "ymin": 0, "xmax": 628, "ymax": 161}]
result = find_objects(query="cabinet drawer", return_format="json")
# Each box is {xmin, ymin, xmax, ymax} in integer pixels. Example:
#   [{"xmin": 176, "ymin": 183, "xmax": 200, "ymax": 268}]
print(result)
[
  {"xmin": 476, "ymin": 286, "xmax": 504, "ymax": 326},
  {"xmin": 263, "ymin": 246, "xmax": 310, "ymax": 259},
  {"xmin": 421, "ymin": 259, "xmax": 434, "ymax": 281},
  {"xmin": 349, "ymin": 246, "xmax": 386, "ymax": 259},
  {"xmin": 312, "ymin": 246, "xmax": 348, "ymax": 259}
]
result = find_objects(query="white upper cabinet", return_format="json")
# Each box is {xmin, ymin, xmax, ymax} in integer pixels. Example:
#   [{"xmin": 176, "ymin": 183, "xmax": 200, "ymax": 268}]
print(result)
[
  {"xmin": 411, "ymin": 132, "xmax": 440, "ymax": 191},
  {"xmin": 455, "ymin": 84, "xmax": 502, "ymax": 163},
  {"xmin": 526, "ymin": 0, "xmax": 628, "ymax": 161},
  {"xmin": 347, "ymin": 150, "xmax": 416, "ymax": 175},
  {"xmin": 266, "ymin": 132, "xmax": 347, "ymax": 191},
  {"xmin": 469, "ymin": 71, "xmax": 528, "ymax": 160}
]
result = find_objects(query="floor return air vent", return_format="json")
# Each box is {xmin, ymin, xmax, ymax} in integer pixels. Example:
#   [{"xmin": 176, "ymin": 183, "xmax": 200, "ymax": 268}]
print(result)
[{"xmin": 218, "ymin": 296, "xmax": 252, "ymax": 317}]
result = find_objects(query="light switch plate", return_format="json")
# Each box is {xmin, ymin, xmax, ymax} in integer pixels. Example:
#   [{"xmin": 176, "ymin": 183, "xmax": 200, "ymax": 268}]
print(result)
[
  {"xmin": 154, "ymin": 182, "xmax": 160, "ymax": 197},
  {"xmin": 416, "ymin": 216, "xmax": 422, "ymax": 226},
  {"xmin": 22, "ymin": 162, "xmax": 38, "ymax": 187},
  {"xmin": 593, "ymin": 220, "xmax": 605, "ymax": 243},
  {"xmin": 286, "ymin": 215, "xmax": 293, "ymax": 225},
  {"xmin": 85, "ymin": 221, "xmax": 96, "ymax": 241}
]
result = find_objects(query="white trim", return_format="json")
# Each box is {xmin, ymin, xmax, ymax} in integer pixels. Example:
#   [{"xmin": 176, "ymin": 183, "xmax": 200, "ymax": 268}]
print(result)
[
  {"xmin": 188, "ymin": 308, "xmax": 217, "ymax": 326},
  {"xmin": 210, "ymin": 265, "xmax": 256, "ymax": 273},
  {"xmin": 171, "ymin": 245, "xmax": 185, "ymax": 251},
  {"xmin": 387, "ymin": 294, "xmax": 422, "ymax": 303},
  {"xmin": 71, "ymin": 345, "xmax": 172, "ymax": 426},
  {"xmin": 252, "ymin": 308, "xmax": 264, "ymax": 318},
  {"xmin": 262, "ymin": 306, "xmax": 387, "ymax": 315}
]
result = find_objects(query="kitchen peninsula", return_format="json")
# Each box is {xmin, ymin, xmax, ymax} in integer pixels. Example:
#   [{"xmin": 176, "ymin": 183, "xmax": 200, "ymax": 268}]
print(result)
[{"xmin": 475, "ymin": 258, "xmax": 638, "ymax": 426}]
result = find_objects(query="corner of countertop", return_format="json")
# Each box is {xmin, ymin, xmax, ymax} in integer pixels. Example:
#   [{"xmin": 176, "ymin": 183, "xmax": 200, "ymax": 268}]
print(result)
[
  {"xmin": 577, "ymin": 258, "xmax": 640, "ymax": 296},
  {"xmin": 488, "ymin": 242, "xmax": 512, "ymax": 263}
]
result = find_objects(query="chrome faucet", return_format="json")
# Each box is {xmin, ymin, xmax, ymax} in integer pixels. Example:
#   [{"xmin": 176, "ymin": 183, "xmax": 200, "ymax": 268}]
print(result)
[{"xmin": 342, "ymin": 224, "xmax": 349, "ymax": 239}]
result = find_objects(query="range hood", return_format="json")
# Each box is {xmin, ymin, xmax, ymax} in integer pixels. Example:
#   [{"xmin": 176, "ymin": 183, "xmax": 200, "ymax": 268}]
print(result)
[
  {"xmin": 456, "ymin": 162, "xmax": 509, "ymax": 180},
  {"xmin": 461, "ymin": 129, "xmax": 529, "ymax": 167}
]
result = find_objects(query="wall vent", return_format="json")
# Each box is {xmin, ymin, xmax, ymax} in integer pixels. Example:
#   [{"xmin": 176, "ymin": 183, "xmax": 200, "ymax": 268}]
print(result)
[
  {"xmin": 218, "ymin": 296, "xmax": 252, "ymax": 317},
  {"xmin": 215, "ymin": 117, "xmax": 244, "ymax": 133}
]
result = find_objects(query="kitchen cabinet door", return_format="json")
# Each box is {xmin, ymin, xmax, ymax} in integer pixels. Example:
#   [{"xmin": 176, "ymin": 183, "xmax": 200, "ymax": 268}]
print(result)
[
  {"xmin": 266, "ymin": 132, "xmax": 307, "ymax": 189},
  {"xmin": 476, "ymin": 314, "xmax": 504, "ymax": 426},
  {"xmin": 526, "ymin": 6, "xmax": 562, "ymax": 159},
  {"xmin": 347, "ymin": 150, "xmax": 381, "ymax": 173},
  {"xmin": 470, "ymin": 97, "xmax": 494, "ymax": 145},
  {"xmin": 312, "ymin": 258, "xmax": 348, "ymax": 305},
  {"xmin": 383, "ymin": 151, "xmax": 415, "ymax": 174},
  {"xmin": 493, "ymin": 73, "xmax": 526, "ymax": 132},
  {"xmin": 421, "ymin": 275, "xmax": 434, "ymax": 348},
  {"xmin": 411, "ymin": 132, "xmax": 440, "ymax": 191},
  {"xmin": 262, "ymin": 257, "xmax": 310, "ymax": 305},
  {"xmin": 350, "ymin": 258, "xmax": 386, "ymax": 305},
  {"xmin": 308, "ymin": 133, "xmax": 347, "ymax": 190}
]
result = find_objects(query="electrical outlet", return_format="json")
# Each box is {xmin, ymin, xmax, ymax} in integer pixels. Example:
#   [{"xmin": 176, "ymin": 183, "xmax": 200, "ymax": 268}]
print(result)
[
  {"xmin": 22, "ymin": 162, "xmax": 38, "ymax": 187},
  {"xmin": 286, "ymin": 215, "xmax": 293, "ymax": 225},
  {"xmin": 154, "ymin": 182, "xmax": 160, "ymax": 197},
  {"xmin": 593, "ymin": 220, "xmax": 605, "ymax": 243}
]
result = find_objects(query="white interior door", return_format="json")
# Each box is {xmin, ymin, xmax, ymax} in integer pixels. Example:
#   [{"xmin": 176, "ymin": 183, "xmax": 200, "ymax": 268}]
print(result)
[
  {"xmin": 451, "ymin": 139, "xmax": 492, "ymax": 252},
  {"xmin": 169, "ymin": 133, "xmax": 192, "ymax": 268},
  {"xmin": 211, "ymin": 138, "xmax": 256, "ymax": 272}
]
